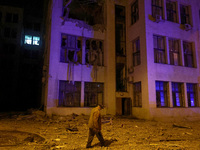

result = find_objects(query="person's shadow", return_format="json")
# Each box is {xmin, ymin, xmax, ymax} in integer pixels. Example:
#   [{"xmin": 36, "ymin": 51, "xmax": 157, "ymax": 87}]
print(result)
[{"xmin": 93, "ymin": 138, "xmax": 118, "ymax": 147}]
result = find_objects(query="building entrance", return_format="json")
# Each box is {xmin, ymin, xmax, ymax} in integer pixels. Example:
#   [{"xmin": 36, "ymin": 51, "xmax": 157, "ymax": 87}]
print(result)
[{"xmin": 116, "ymin": 98, "xmax": 131, "ymax": 115}]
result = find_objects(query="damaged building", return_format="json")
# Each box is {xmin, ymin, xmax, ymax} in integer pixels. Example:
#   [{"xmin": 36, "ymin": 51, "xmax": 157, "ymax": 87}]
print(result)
[{"xmin": 42, "ymin": 0, "xmax": 200, "ymax": 121}]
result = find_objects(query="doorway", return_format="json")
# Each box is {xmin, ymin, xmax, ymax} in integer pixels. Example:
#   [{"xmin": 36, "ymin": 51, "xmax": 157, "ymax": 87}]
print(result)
[{"xmin": 116, "ymin": 98, "xmax": 131, "ymax": 115}]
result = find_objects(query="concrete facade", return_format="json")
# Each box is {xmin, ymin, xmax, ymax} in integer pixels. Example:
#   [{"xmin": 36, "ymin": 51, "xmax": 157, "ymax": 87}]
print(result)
[{"xmin": 43, "ymin": 0, "xmax": 200, "ymax": 121}]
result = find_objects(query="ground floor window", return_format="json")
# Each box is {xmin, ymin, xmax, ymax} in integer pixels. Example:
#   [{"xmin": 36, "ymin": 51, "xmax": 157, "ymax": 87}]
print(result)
[
  {"xmin": 172, "ymin": 82, "xmax": 184, "ymax": 107},
  {"xmin": 156, "ymin": 81, "xmax": 168, "ymax": 107},
  {"xmin": 84, "ymin": 82, "xmax": 104, "ymax": 107},
  {"xmin": 187, "ymin": 83, "xmax": 198, "ymax": 107},
  {"xmin": 59, "ymin": 81, "xmax": 81, "ymax": 107},
  {"xmin": 133, "ymin": 82, "xmax": 142, "ymax": 107}
]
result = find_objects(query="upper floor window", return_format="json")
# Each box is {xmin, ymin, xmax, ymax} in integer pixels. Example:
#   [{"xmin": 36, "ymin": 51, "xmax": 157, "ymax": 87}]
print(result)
[
  {"xmin": 169, "ymin": 38, "xmax": 180, "ymax": 65},
  {"xmin": 59, "ymin": 80, "xmax": 81, "ymax": 107},
  {"xmin": 85, "ymin": 39, "xmax": 104, "ymax": 66},
  {"xmin": 5, "ymin": 13, "xmax": 18, "ymax": 23},
  {"xmin": 180, "ymin": 5, "xmax": 190, "ymax": 24},
  {"xmin": 132, "ymin": 37, "xmax": 140, "ymax": 66},
  {"xmin": 60, "ymin": 34, "xmax": 82, "ymax": 63},
  {"xmin": 172, "ymin": 82, "xmax": 184, "ymax": 107},
  {"xmin": 183, "ymin": 41, "xmax": 194, "ymax": 67},
  {"xmin": 0, "ymin": 11, "xmax": 2, "ymax": 23},
  {"xmin": 187, "ymin": 83, "xmax": 198, "ymax": 107},
  {"xmin": 153, "ymin": 35, "xmax": 165, "ymax": 64},
  {"xmin": 84, "ymin": 82, "xmax": 104, "ymax": 107},
  {"xmin": 133, "ymin": 82, "xmax": 142, "ymax": 107},
  {"xmin": 24, "ymin": 35, "xmax": 40, "ymax": 45},
  {"xmin": 152, "ymin": 0, "xmax": 163, "ymax": 18},
  {"xmin": 4, "ymin": 27, "xmax": 17, "ymax": 39},
  {"xmin": 156, "ymin": 81, "xmax": 168, "ymax": 107},
  {"xmin": 166, "ymin": 0, "xmax": 177, "ymax": 22},
  {"xmin": 131, "ymin": 0, "xmax": 139, "ymax": 25}
]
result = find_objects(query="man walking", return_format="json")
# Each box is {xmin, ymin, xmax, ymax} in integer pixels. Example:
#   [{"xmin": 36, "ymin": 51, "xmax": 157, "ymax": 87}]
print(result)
[{"xmin": 86, "ymin": 104, "xmax": 105, "ymax": 148}]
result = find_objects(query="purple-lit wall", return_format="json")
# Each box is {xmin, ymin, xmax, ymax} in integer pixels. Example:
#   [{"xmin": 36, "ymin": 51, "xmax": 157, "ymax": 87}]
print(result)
[{"xmin": 43, "ymin": 0, "xmax": 200, "ymax": 121}]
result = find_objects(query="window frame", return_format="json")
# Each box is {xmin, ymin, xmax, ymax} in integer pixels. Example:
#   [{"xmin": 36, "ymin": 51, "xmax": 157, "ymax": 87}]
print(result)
[
  {"xmin": 131, "ymin": 0, "xmax": 139, "ymax": 25},
  {"xmin": 84, "ymin": 82, "xmax": 104, "ymax": 107},
  {"xmin": 183, "ymin": 41, "xmax": 194, "ymax": 67},
  {"xmin": 168, "ymin": 38, "xmax": 180, "ymax": 66},
  {"xmin": 85, "ymin": 38, "xmax": 104, "ymax": 66},
  {"xmin": 180, "ymin": 4, "xmax": 190, "ymax": 24},
  {"xmin": 187, "ymin": 83, "xmax": 198, "ymax": 107},
  {"xmin": 156, "ymin": 81, "xmax": 169, "ymax": 107},
  {"xmin": 60, "ymin": 33, "xmax": 82, "ymax": 63},
  {"xmin": 24, "ymin": 35, "xmax": 40, "ymax": 46},
  {"xmin": 166, "ymin": 0, "xmax": 177, "ymax": 22},
  {"xmin": 133, "ymin": 82, "xmax": 142, "ymax": 107},
  {"xmin": 172, "ymin": 82, "xmax": 184, "ymax": 107},
  {"xmin": 153, "ymin": 35, "xmax": 166, "ymax": 64},
  {"xmin": 132, "ymin": 37, "xmax": 140, "ymax": 66},
  {"xmin": 152, "ymin": 0, "xmax": 163, "ymax": 18},
  {"xmin": 58, "ymin": 80, "xmax": 81, "ymax": 107}
]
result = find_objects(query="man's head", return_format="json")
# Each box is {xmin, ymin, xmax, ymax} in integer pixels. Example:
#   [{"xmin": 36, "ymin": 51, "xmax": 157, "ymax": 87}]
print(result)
[{"xmin": 98, "ymin": 104, "xmax": 104, "ymax": 110}]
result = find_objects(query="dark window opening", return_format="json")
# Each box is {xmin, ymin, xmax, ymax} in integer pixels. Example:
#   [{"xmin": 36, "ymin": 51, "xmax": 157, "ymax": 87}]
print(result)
[
  {"xmin": 133, "ymin": 82, "xmax": 142, "ymax": 107},
  {"xmin": 116, "ymin": 63, "xmax": 127, "ymax": 92},
  {"xmin": 183, "ymin": 41, "xmax": 194, "ymax": 67},
  {"xmin": 132, "ymin": 37, "xmax": 140, "ymax": 66},
  {"xmin": 166, "ymin": 0, "xmax": 177, "ymax": 22},
  {"xmin": 152, "ymin": 0, "xmax": 163, "ymax": 18},
  {"xmin": 154, "ymin": 35, "xmax": 165, "ymax": 64},
  {"xmin": 180, "ymin": 4, "xmax": 190, "ymax": 24},
  {"xmin": 131, "ymin": 0, "xmax": 139, "ymax": 25},
  {"xmin": 59, "ymin": 80, "xmax": 81, "ymax": 107},
  {"xmin": 169, "ymin": 38, "xmax": 180, "ymax": 65},
  {"xmin": 85, "ymin": 39, "xmax": 104, "ymax": 66},
  {"xmin": 60, "ymin": 34, "xmax": 82, "ymax": 64},
  {"xmin": 66, "ymin": 0, "xmax": 104, "ymax": 26},
  {"xmin": 84, "ymin": 82, "xmax": 104, "ymax": 107}
]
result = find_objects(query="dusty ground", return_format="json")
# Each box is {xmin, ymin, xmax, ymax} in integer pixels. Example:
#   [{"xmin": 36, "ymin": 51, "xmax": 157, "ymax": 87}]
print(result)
[{"xmin": 0, "ymin": 110, "xmax": 200, "ymax": 150}]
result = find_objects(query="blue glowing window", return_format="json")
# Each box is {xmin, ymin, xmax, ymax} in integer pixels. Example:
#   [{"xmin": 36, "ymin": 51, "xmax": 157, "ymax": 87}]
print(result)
[
  {"xmin": 172, "ymin": 82, "xmax": 183, "ymax": 107},
  {"xmin": 187, "ymin": 83, "xmax": 197, "ymax": 107},
  {"xmin": 24, "ymin": 35, "xmax": 40, "ymax": 46},
  {"xmin": 156, "ymin": 81, "xmax": 168, "ymax": 107},
  {"xmin": 33, "ymin": 36, "xmax": 40, "ymax": 45},
  {"xmin": 24, "ymin": 35, "xmax": 32, "ymax": 45}
]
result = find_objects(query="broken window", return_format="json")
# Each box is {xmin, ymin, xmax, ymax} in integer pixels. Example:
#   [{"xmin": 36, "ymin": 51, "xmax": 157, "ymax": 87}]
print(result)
[
  {"xmin": 172, "ymin": 82, "xmax": 184, "ymax": 107},
  {"xmin": 152, "ymin": 0, "xmax": 163, "ymax": 18},
  {"xmin": 131, "ymin": 0, "xmax": 139, "ymax": 25},
  {"xmin": 133, "ymin": 82, "xmax": 142, "ymax": 107},
  {"xmin": 59, "ymin": 80, "xmax": 81, "ymax": 107},
  {"xmin": 169, "ymin": 38, "xmax": 180, "ymax": 65},
  {"xmin": 166, "ymin": 0, "xmax": 177, "ymax": 22},
  {"xmin": 63, "ymin": 0, "xmax": 104, "ymax": 26},
  {"xmin": 85, "ymin": 39, "xmax": 103, "ymax": 66},
  {"xmin": 156, "ymin": 81, "xmax": 168, "ymax": 107},
  {"xmin": 60, "ymin": 34, "xmax": 82, "ymax": 63},
  {"xmin": 132, "ymin": 37, "xmax": 140, "ymax": 66},
  {"xmin": 180, "ymin": 4, "xmax": 190, "ymax": 24},
  {"xmin": 183, "ymin": 41, "xmax": 194, "ymax": 67},
  {"xmin": 187, "ymin": 83, "xmax": 198, "ymax": 107},
  {"xmin": 154, "ymin": 35, "xmax": 165, "ymax": 64},
  {"xmin": 84, "ymin": 82, "xmax": 104, "ymax": 107}
]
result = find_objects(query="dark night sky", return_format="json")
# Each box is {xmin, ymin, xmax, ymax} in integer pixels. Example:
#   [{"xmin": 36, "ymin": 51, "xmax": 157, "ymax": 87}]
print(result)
[{"xmin": 0, "ymin": 0, "xmax": 44, "ymax": 17}]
